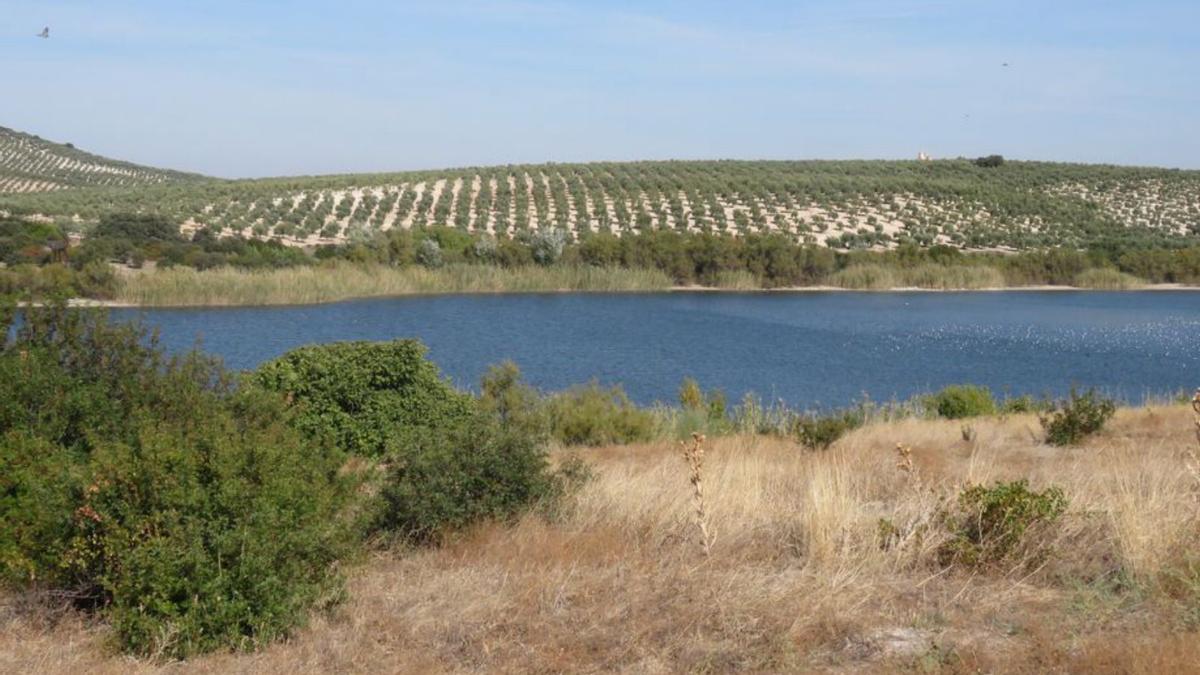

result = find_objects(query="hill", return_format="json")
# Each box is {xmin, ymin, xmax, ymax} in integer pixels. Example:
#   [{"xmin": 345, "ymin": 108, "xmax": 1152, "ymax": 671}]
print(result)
[
  {"xmin": 1, "ymin": 124, "xmax": 1199, "ymax": 251},
  {"xmin": 0, "ymin": 125, "xmax": 202, "ymax": 193}
]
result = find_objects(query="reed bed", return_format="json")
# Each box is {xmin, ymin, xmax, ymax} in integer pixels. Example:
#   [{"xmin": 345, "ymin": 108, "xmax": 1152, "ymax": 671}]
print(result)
[
  {"xmin": 1074, "ymin": 267, "xmax": 1148, "ymax": 290},
  {"xmin": 5, "ymin": 405, "xmax": 1198, "ymax": 672},
  {"xmin": 114, "ymin": 264, "xmax": 674, "ymax": 306},
  {"xmin": 825, "ymin": 263, "xmax": 1007, "ymax": 290}
]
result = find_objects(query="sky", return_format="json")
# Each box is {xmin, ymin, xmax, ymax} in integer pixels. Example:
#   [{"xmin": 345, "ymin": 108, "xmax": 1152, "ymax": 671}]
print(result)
[{"xmin": 2, "ymin": 1, "xmax": 1198, "ymax": 178}]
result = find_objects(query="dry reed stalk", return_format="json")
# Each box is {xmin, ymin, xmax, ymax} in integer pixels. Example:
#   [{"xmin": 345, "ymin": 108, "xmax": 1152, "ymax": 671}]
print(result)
[{"xmin": 680, "ymin": 432, "xmax": 714, "ymax": 556}]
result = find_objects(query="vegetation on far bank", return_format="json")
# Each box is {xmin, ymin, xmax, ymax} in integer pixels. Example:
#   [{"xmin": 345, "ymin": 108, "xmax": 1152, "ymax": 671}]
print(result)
[{"xmin": 4, "ymin": 212, "xmax": 1200, "ymax": 304}]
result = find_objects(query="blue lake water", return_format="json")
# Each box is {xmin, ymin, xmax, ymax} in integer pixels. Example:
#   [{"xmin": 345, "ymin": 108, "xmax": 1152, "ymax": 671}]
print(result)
[{"xmin": 112, "ymin": 291, "xmax": 1200, "ymax": 408}]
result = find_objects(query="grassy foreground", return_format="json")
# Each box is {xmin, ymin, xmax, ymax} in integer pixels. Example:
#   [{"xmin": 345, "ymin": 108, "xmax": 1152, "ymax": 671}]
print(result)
[
  {"xmin": 4, "ymin": 405, "xmax": 1198, "ymax": 672},
  {"xmin": 113, "ymin": 264, "xmax": 674, "ymax": 306}
]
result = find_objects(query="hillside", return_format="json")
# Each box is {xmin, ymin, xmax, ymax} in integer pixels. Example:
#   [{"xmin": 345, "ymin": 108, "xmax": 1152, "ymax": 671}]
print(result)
[
  {"xmin": 0, "ymin": 126, "xmax": 202, "ymax": 193},
  {"xmin": 1, "ymin": 124, "xmax": 1199, "ymax": 251}
]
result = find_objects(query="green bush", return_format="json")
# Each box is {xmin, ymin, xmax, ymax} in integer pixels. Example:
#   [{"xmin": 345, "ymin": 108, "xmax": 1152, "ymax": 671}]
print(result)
[
  {"xmin": 255, "ymin": 340, "xmax": 474, "ymax": 457},
  {"xmin": 0, "ymin": 302, "xmax": 352, "ymax": 658},
  {"xmin": 939, "ymin": 480, "xmax": 1068, "ymax": 567},
  {"xmin": 375, "ymin": 411, "xmax": 555, "ymax": 541},
  {"xmin": 259, "ymin": 346, "xmax": 560, "ymax": 543},
  {"xmin": 478, "ymin": 360, "xmax": 549, "ymax": 440},
  {"xmin": 929, "ymin": 384, "xmax": 996, "ymax": 419},
  {"xmin": 1039, "ymin": 388, "xmax": 1117, "ymax": 446},
  {"xmin": 793, "ymin": 410, "xmax": 863, "ymax": 450},
  {"xmin": 91, "ymin": 212, "xmax": 181, "ymax": 243},
  {"xmin": 546, "ymin": 382, "xmax": 656, "ymax": 446}
]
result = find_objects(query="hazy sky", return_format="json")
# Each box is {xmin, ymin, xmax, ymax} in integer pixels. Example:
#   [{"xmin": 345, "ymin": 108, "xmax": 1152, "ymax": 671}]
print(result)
[{"xmin": 3, "ymin": 1, "xmax": 1197, "ymax": 177}]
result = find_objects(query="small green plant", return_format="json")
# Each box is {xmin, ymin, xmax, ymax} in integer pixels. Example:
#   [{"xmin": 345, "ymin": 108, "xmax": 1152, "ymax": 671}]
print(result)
[
  {"xmin": 678, "ymin": 377, "xmax": 704, "ymax": 410},
  {"xmin": 793, "ymin": 410, "xmax": 863, "ymax": 451},
  {"xmin": 1039, "ymin": 388, "xmax": 1117, "ymax": 446},
  {"xmin": 676, "ymin": 377, "xmax": 731, "ymax": 436},
  {"xmin": 546, "ymin": 381, "xmax": 656, "ymax": 446},
  {"xmin": 1000, "ymin": 394, "xmax": 1050, "ymax": 414},
  {"xmin": 928, "ymin": 385, "xmax": 996, "ymax": 419},
  {"xmin": 939, "ymin": 480, "xmax": 1068, "ymax": 567}
]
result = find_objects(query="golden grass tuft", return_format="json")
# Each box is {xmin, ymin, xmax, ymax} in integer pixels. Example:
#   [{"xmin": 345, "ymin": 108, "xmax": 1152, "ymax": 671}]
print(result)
[{"xmin": 3, "ymin": 406, "xmax": 1199, "ymax": 672}]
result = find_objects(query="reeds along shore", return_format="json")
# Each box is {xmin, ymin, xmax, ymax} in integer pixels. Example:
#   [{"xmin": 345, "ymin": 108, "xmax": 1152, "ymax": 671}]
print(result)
[
  {"xmin": 3, "ymin": 404, "xmax": 1199, "ymax": 672},
  {"xmin": 111, "ymin": 264, "xmax": 674, "ymax": 306},
  {"xmin": 106, "ymin": 262, "xmax": 1185, "ymax": 307}
]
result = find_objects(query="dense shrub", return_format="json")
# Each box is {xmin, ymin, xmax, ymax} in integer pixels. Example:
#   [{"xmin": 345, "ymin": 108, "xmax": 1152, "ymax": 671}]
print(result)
[
  {"xmin": 929, "ymin": 385, "xmax": 997, "ymax": 419},
  {"xmin": 416, "ymin": 238, "xmax": 443, "ymax": 268},
  {"xmin": 529, "ymin": 228, "xmax": 568, "ymax": 265},
  {"xmin": 92, "ymin": 212, "xmax": 181, "ymax": 242},
  {"xmin": 546, "ymin": 382, "xmax": 656, "ymax": 446},
  {"xmin": 255, "ymin": 340, "xmax": 473, "ymax": 457},
  {"xmin": 793, "ymin": 410, "xmax": 863, "ymax": 450},
  {"xmin": 1040, "ymin": 388, "xmax": 1117, "ymax": 446},
  {"xmin": 939, "ymin": 480, "xmax": 1068, "ymax": 567},
  {"xmin": 0, "ymin": 261, "xmax": 117, "ymax": 300},
  {"xmin": 375, "ymin": 411, "xmax": 555, "ymax": 541},
  {"xmin": 258, "ymin": 345, "xmax": 560, "ymax": 543},
  {"xmin": 0, "ymin": 301, "xmax": 352, "ymax": 658},
  {"xmin": 975, "ymin": 155, "xmax": 1005, "ymax": 168}
]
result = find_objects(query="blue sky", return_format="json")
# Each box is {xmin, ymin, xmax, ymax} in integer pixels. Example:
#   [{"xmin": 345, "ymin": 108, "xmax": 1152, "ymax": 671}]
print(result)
[{"xmin": 2, "ymin": 1, "xmax": 1197, "ymax": 177}]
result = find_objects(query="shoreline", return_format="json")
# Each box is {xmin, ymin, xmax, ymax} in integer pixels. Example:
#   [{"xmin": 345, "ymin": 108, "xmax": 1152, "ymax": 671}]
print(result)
[
  {"xmin": 670, "ymin": 282, "xmax": 1200, "ymax": 293},
  {"xmin": 45, "ymin": 282, "xmax": 1200, "ymax": 309}
]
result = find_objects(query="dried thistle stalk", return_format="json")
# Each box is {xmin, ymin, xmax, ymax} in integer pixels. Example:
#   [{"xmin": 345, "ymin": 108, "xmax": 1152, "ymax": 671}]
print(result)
[{"xmin": 680, "ymin": 432, "xmax": 714, "ymax": 556}]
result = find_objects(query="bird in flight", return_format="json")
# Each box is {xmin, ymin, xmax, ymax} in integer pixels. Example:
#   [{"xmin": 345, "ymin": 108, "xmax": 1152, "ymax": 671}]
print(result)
[
  {"xmin": 36, "ymin": 27, "xmax": 49, "ymax": 39},
  {"xmin": 1002, "ymin": 62, "xmax": 1010, "ymax": 67}
]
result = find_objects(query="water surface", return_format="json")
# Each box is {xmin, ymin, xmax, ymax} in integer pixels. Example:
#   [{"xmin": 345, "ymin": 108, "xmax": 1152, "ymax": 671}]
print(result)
[{"xmin": 113, "ymin": 291, "xmax": 1200, "ymax": 408}]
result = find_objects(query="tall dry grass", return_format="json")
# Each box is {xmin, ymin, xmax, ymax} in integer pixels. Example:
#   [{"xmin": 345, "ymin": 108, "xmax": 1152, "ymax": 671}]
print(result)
[
  {"xmin": 3, "ymin": 406, "xmax": 1199, "ymax": 672},
  {"xmin": 113, "ymin": 264, "xmax": 673, "ymax": 306}
]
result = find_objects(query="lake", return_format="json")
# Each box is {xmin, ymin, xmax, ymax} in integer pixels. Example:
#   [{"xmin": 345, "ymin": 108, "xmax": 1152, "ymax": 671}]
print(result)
[{"xmin": 113, "ymin": 291, "xmax": 1200, "ymax": 408}]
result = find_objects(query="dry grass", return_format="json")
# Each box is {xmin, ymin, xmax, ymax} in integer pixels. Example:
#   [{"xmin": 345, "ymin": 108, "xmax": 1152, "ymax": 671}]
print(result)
[{"xmin": 4, "ymin": 407, "xmax": 1199, "ymax": 673}]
